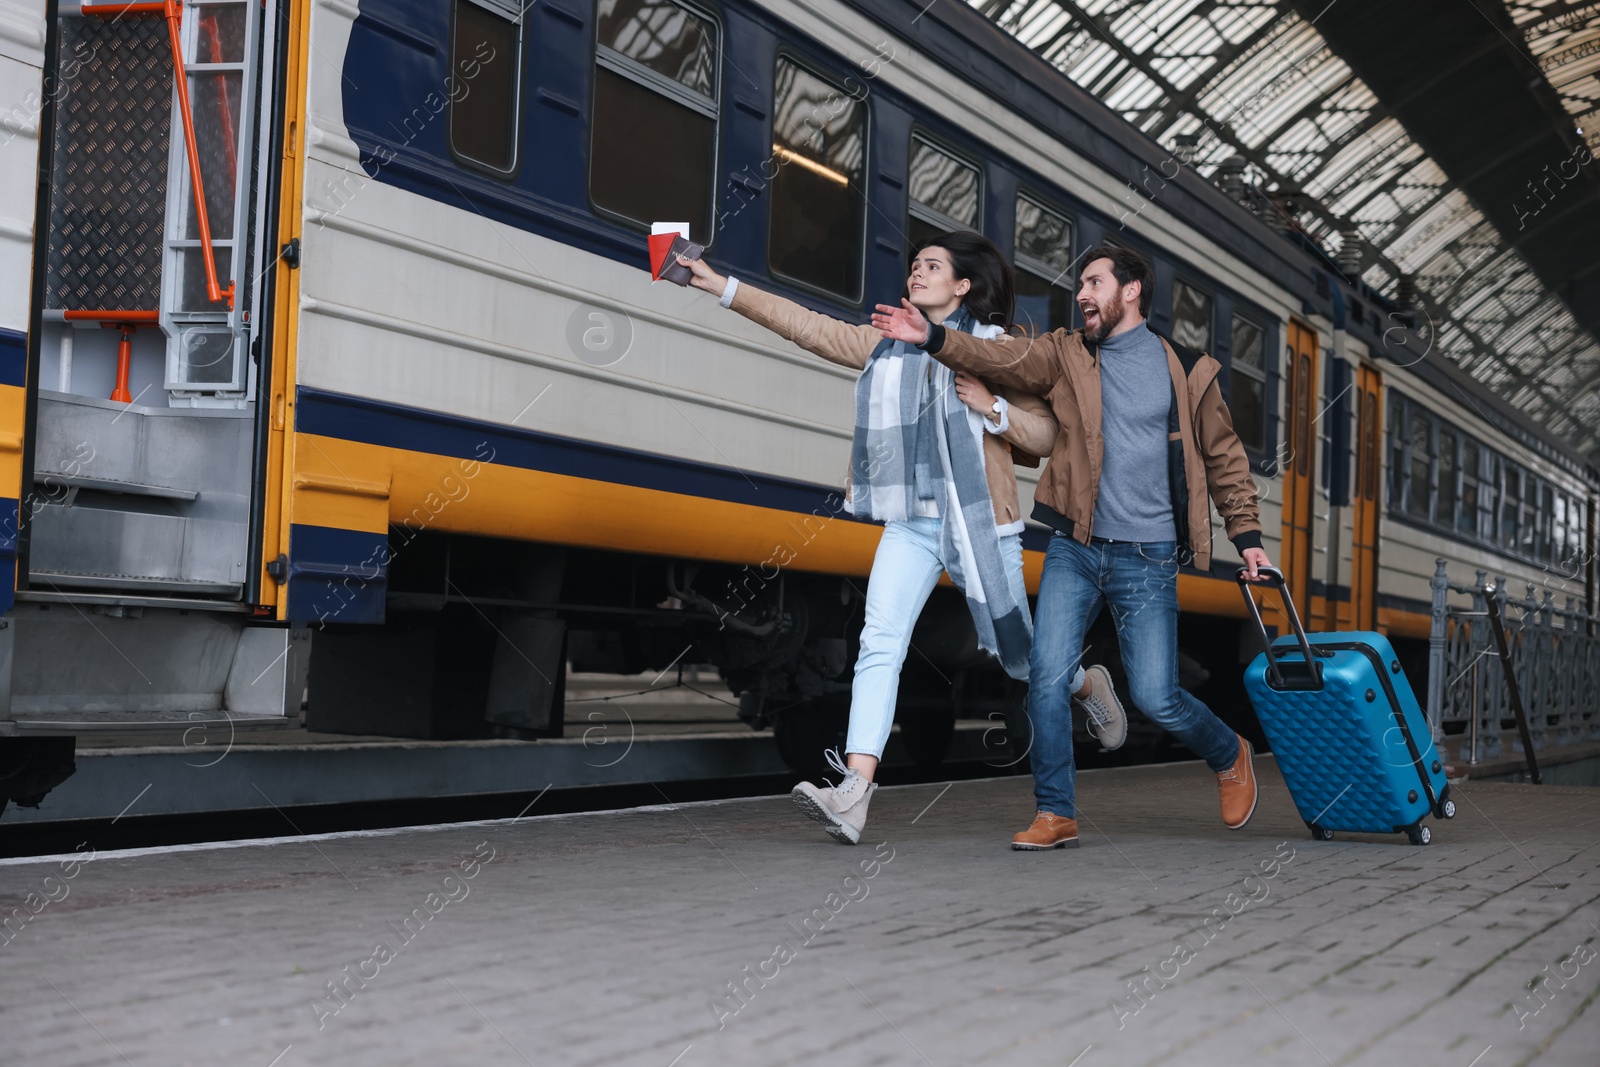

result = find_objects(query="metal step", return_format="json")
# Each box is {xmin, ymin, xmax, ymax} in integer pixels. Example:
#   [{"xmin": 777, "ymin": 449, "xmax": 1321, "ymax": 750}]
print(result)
[{"xmin": 34, "ymin": 472, "xmax": 199, "ymax": 501}]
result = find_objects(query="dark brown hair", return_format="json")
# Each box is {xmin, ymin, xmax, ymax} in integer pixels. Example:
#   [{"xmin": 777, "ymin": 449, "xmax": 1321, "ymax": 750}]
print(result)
[
  {"xmin": 915, "ymin": 230, "xmax": 1016, "ymax": 330},
  {"xmin": 1080, "ymin": 244, "xmax": 1154, "ymax": 317}
]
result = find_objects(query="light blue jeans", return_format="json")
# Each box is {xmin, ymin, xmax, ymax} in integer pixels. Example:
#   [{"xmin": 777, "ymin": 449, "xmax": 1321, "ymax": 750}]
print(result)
[{"xmin": 844, "ymin": 516, "xmax": 1075, "ymax": 758}]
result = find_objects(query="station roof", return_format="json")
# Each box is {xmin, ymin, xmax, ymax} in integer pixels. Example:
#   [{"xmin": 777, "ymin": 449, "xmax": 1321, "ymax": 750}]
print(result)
[{"xmin": 967, "ymin": 0, "xmax": 1600, "ymax": 462}]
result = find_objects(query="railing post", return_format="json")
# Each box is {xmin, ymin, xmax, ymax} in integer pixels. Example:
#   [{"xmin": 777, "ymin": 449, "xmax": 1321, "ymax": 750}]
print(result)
[
  {"xmin": 1427, "ymin": 558, "xmax": 1450, "ymax": 753},
  {"xmin": 1591, "ymin": 603, "xmax": 1600, "ymax": 742},
  {"xmin": 1585, "ymin": 599, "xmax": 1600, "ymax": 743},
  {"xmin": 1531, "ymin": 586, "xmax": 1550, "ymax": 750},
  {"xmin": 1477, "ymin": 573, "xmax": 1504, "ymax": 760}
]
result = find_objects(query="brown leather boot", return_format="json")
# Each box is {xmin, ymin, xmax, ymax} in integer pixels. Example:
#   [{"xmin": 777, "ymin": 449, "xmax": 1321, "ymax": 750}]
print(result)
[
  {"xmin": 1011, "ymin": 811, "xmax": 1080, "ymax": 850},
  {"xmin": 1217, "ymin": 734, "xmax": 1259, "ymax": 830}
]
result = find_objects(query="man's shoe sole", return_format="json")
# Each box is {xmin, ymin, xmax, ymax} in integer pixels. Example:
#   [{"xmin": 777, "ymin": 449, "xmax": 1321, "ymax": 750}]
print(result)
[
  {"xmin": 1011, "ymin": 838, "xmax": 1080, "ymax": 850},
  {"xmin": 790, "ymin": 786, "xmax": 861, "ymax": 845},
  {"xmin": 1223, "ymin": 742, "xmax": 1259, "ymax": 831}
]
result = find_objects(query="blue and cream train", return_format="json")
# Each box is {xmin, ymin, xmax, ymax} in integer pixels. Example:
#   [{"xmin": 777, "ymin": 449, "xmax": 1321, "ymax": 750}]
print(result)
[{"xmin": 0, "ymin": 0, "xmax": 1592, "ymax": 790}]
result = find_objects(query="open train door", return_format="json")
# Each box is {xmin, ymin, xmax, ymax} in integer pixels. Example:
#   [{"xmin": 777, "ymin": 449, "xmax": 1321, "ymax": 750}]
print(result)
[
  {"xmin": 1350, "ymin": 363, "xmax": 1382, "ymax": 631},
  {"xmin": 1280, "ymin": 320, "xmax": 1319, "ymax": 621},
  {"xmin": 2, "ymin": 0, "xmax": 307, "ymax": 727}
]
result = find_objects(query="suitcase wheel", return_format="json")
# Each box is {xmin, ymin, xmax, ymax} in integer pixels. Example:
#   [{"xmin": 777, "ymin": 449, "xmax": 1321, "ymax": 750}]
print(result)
[
  {"xmin": 1307, "ymin": 823, "xmax": 1334, "ymax": 841},
  {"xmin": 1440, "ymin": 798, "xmax": 1457, "ymax": 820},
  {"xmin": 1406, "ymin": 824, "xmax": 1432, "ymax": 846}
]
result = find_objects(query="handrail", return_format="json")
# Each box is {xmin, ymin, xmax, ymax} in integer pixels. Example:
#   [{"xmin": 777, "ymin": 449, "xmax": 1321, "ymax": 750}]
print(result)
[
  {"xmin": 80, "ymin": 0, "xmax": 234, "ymax": 309},
  {"xmin": 58, "ymin": 310, "xmax": 161, "ymax": 323},
  {"xmin": 1484, "ymin": 582, "xmax": 1543, "ymax": 784}
]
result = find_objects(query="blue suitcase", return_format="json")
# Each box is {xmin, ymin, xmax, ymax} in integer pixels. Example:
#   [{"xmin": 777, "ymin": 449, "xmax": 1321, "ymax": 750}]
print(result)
[{"xmin": 1238, "ymin": 568, "xmax": 1456, "ymax": 845}]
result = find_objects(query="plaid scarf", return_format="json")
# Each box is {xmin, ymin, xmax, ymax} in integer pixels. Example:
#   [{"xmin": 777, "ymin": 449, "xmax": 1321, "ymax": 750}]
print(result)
[{"xmin": 849, "ymin": 309, "xmax": 1032, "ymax": 679}]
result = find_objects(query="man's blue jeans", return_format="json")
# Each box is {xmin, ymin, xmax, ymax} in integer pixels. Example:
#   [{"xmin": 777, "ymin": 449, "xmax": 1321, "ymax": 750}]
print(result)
[{"xmin": 1029, "ymin": 534, "xmax": 1241, "ymax": 817}]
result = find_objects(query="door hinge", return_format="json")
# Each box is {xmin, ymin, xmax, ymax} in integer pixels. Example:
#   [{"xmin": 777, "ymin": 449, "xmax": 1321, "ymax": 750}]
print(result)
[
  {"xmin": 266, "ymin": 553, "xmax": 289, "ymax": 583},
  {"xmin": 280, "ymin": 237, "xmax": 301, "ymax": 269}
]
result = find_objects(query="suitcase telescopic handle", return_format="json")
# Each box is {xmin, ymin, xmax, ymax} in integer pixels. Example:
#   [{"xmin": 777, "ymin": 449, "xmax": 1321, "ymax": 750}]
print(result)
[{"xmin": 1236, "ymin": 567, "xmax": 1321, "ymax": 689}]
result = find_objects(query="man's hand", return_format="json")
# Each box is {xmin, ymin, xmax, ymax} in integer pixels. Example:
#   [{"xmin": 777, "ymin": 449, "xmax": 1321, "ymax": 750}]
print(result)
[
  {"xmin": 1240, "ymin": 547, "xmax": 1272, "ymax": 581},
  {"xmin": 871, "ymin": 299, "xmax": 931, "ymax": 346}
]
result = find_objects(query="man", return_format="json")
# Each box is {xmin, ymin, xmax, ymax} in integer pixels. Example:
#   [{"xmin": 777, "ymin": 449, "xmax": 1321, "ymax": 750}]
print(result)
[{"xmin": 873, "ymin": 245, "xmax": 1272, "ymax": 850}]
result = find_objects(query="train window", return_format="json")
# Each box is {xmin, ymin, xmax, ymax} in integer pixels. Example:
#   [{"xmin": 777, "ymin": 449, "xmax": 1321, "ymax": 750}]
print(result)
[
  {"xmin": 1538, "ymin": 483, "xmax": 1555, "ymax": 563},
  {"xmin": 590, "ymin": 0, "xmax": 719, "ymax": 240},
  {"xmin": 768, "ymin": 57, "xmax": 867, "ymax": 301},
  {"xmin": 1387, "ymin": 394, "xmax": 1406, "ymax": 510},
  {"xmin": 907, "ymin": 135, "xmax": 980, "ymax": 252},
  {"xmin": 1499, "ymin": 463, "xmax": 1521, "ymax": 551},
  {"xmin": 1437, "ymin": 429, "xmax": 1457, "ymax": 523},
  {"xmin": 1171, "ymin": 280, "xmax": 1212, "ymax": 351},
  {"xmin": 1407, "ymin": 412, "xmax": 1431, "ymax": 521},
  {"xmin": 1014, "ymin": 195, "xmax": 1073, "ymax": 333},
  {"xmin": 1229, "ymin": 316, "xmax": 1267, "ymax": 452},
  {"xmin": 450, "ymin": 0, "xmax": 524, "ymax": 174},
  {"xmin": 1459, "ymin": 440, "xmax": 1481, "ymax": 537},
  {"xmin": 1556, "ymin": 493, "xmax": 1583, "ymax": 571}
]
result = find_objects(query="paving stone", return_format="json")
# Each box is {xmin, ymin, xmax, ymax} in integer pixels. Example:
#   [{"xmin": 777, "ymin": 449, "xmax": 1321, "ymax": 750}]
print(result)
[{"xmin": 0, "ymin": 759, "xmax": 1595, "ymax": 1066}]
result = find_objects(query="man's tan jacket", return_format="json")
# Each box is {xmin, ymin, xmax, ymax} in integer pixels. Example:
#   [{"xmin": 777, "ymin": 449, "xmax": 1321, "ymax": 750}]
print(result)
[
  {"xmin": 922, "ymin": 321, "xmax": 1263, "ymax": 570},
  {"xmin": 730, "ymin": 284, "xmax": 1058, "ymax": 528}
]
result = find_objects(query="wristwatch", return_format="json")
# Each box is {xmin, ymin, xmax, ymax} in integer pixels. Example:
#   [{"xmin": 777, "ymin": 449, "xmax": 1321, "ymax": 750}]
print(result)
[{"xmin": 990, "ymin": 399, "xmax": 1004, "ymax": 418}]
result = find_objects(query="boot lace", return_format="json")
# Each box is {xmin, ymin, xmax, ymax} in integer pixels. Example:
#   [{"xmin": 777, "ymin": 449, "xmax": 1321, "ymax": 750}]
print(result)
[{"xmin": 822, "ymin": 748, "xmax": 865, "ymax": 802}]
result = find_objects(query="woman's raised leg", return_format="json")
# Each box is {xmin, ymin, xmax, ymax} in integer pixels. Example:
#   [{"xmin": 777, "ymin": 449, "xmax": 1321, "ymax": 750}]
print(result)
[{"xmin": 791, "ymin": 516, "xmax": 944, "ymax": 843}]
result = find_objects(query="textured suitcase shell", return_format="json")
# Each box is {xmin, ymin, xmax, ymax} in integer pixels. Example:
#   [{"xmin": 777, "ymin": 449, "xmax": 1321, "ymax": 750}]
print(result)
[{"xmin": 1244, "ymin": 630, "xmax": 1447, "ymax": 835}]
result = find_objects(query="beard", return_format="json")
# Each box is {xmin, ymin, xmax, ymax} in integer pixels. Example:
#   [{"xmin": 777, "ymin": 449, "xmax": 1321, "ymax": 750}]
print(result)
[{"xmin": 1081, "ymin": 296, "xmax": 1126, "ymax": 341}]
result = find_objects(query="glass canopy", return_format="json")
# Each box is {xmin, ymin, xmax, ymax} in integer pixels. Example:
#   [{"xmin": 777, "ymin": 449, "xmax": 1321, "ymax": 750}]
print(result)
[{"xmin": 969, "ymin": 0, "xmax": 1600, "ymax": 460}]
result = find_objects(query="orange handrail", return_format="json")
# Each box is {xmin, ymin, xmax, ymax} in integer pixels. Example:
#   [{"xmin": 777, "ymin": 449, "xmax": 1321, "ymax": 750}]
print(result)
[
  {"xmin": 82, "ymin": 0, "xmax": 234, "ymax": 309},
  {"xmin": 60, "ymin": 310, "xmax": 161, "ymax": 322},
  {"xmin": 80, "ymin": 2, "xmax": 167, "ymax": 12}
]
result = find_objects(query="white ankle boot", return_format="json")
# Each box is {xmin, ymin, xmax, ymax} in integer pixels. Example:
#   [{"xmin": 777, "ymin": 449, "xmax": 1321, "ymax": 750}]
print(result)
[{"xmin": 791, "ymin": 749, "xmax": 876, "ymax": 844}]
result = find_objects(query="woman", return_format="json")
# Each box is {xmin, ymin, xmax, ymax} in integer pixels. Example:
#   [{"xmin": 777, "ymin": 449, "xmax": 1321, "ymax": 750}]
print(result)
[{"xmin": 678, "ymin": 232, "xmax": 1123, "ymax": 844}]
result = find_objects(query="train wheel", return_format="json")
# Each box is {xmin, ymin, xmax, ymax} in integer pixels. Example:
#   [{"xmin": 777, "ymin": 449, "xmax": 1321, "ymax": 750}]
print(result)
[
  {"xmin": 901, "ymin": 708, "xmax": 956, "ymax": 768},
  {"xmin": 773, "ymin": 698, "xmax": 848, "ymax": 780}
]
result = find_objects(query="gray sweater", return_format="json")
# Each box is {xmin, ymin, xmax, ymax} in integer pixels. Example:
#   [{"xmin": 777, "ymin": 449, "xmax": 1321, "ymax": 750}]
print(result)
[{"xmin": 1092, "ymin": 323, "xmax": 1177, "ymax": 543}]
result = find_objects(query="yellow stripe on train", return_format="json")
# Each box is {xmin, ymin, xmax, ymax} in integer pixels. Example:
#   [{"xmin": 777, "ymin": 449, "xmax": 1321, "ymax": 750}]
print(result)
[{"xmin": 285, "ymin": 430, "xmax": 1431, "ymax": 634}]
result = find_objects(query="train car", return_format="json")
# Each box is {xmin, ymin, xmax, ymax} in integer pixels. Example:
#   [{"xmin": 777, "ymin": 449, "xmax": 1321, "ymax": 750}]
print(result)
[{"xmin": 0, "ymin": 0, "xmax": 1593, "ymax": 805}]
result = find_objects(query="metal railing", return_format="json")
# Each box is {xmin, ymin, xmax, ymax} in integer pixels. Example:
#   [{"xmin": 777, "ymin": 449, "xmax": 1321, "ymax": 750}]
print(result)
[{"xmin": 1426, "ymin": 559, "xmax": 1600, "ymax": 766}]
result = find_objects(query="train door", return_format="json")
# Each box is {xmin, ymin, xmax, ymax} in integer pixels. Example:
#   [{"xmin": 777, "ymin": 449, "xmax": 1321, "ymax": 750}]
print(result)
[
  {"xmin": 6, "ymin": 0, "xmax": 301, "ymax": 718},
  {"xmin": 1350, "ymin": 364, "xmax": 1382, "ymax": 630},
  {"xmin": 1280, "ymin": 320, "xmax": 1319, "ymax": 617}
]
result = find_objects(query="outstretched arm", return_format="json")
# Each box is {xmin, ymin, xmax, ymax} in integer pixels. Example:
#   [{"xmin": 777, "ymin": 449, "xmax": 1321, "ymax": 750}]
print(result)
[
  {"xmin": 872, "ymin": 300, "xmax": 1062, "ymax": 395},
  {"xmin": 679, "ymin": 256, "xmax": 879, "ymax": 371}
]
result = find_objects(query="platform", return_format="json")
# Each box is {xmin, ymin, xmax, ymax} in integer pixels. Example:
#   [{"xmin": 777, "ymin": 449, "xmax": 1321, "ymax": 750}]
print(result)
[
  {"xmin": 3, "ymin": 757, "xmax": 1596, "ymax": 1066},
  {"xmin": 0, "ymin": 671, "xmax": 781, "ymax": 824}
]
